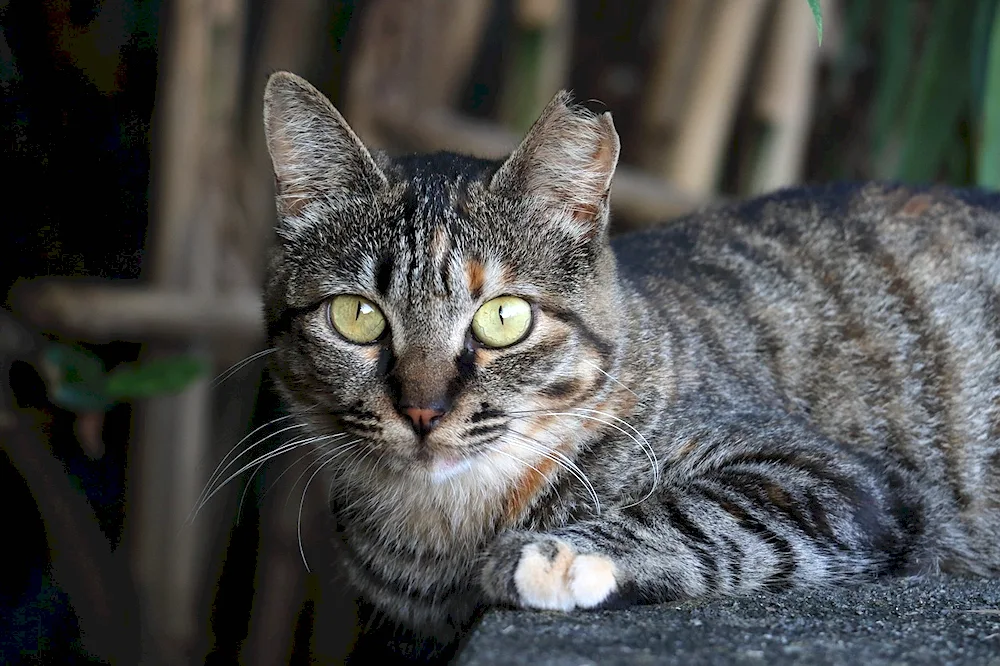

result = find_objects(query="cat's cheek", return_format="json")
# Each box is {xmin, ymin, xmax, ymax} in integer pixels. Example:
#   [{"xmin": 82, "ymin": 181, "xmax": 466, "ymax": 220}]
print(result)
[{"xmin": 512, "ymin": 539, "xmax": 619, "ymax": 611}]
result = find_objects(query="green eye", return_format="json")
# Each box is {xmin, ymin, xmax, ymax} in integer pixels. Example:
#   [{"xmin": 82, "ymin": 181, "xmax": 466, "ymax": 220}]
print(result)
[
  {"xmin": 329, "ymin": 295, "xmax": 386, "ymax": 344},
  {"xmin": 471, "ymin": 296, "xmax": 532, "ymax": 348}
]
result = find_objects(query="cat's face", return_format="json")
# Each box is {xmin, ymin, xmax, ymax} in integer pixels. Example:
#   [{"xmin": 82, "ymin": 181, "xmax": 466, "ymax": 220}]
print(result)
[{"xmin": 262, "ymin": 73, "xmax": 624, "ymax": 485}]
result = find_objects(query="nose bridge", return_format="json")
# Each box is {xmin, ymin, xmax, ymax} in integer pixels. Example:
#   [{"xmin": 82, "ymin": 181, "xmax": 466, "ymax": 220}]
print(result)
[{"xmin": 393, "ymin": 345, "xmax": 455, "ymax": 409}]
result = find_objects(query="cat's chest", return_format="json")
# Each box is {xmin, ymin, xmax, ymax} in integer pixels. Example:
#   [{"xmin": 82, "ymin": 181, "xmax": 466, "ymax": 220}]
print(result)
[
  {"xmin": 334, "ymin": 469, "xmax": 576, "ymax": 564},
  {"xmin": 335, "ymin": 478, "xmax": 500, "ymax": 557}
]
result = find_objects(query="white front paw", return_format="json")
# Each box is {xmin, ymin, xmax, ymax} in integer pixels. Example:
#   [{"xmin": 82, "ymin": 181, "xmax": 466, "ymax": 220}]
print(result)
[{"xmin": 513, "ymin": 539, "xmax": 618, "ymax": 611}]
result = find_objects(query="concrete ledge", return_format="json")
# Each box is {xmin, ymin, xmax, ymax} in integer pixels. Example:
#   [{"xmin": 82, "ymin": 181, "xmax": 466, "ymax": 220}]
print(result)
[{"xmin": 457, "ymin": 577, "xmax": 1000, "ymax": 665}]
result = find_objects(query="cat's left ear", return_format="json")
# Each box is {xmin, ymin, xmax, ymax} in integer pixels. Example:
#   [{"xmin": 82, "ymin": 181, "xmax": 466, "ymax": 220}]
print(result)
[
  {"xmin": 490, "ymin": 91, "xmax": 620, "ymax": 235},
  {"xmin": 263, "ymin": 71, "xmax": 387, "ymax": 219}
]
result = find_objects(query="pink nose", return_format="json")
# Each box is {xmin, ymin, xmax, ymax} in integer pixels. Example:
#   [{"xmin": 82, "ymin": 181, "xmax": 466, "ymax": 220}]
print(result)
[{"xmin": 402, "ymin": 406, "xmax": 445, "ymax": 435}]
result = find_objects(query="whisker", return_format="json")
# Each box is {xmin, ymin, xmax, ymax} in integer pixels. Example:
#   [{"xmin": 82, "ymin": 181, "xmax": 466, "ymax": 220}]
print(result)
[
  {"xmin": 564, "ymin": 408, "xmax": 659, "ymax": 508},
  {"xmin": 368, "ymin": 450, "xmax": 388, "ymax": 485},
  {"xmin": 211, "ymin": 348, "xmax": 277, "ymax": 388},
  {"xmin": 508, "ymin": 408, "xmax": 659, "ymax": 508},
  {"xmin": 236, "ymin": 438, "xmax": 318, "ymax": 524},
  {"xmin": 485, "ymin": 445, "xmax": 551, "ymax": 489},
  {"xmin": 198, "ymin": 407, "xmax": 323, "ymax": 511},
  {"xmin": 298, "ymin": 439, "xmax": 362, "ymax": 572},
  {"xmin": 240, "ymin": 433, "xmax": 350, "ymax": 521},
  {"xmin": 194, "ymin": 421, "xmax": 309, "ymax": 517},
  {"xmin": 202, "ymin": 413, "xmax": 300, "ymax": 499},
  {"xmin": 503, "ymin": 432, "xmax": 602, "ymax": 515},
  {"xmin": 282, "ymin": 437, "xmax": 357, "ymax": 510},
  {"xmin": 579, "ymin": 358, "xmax": 639, "ymax": 398},
  {"xmin": 191, "ymin": 431, "xmax": 320, "ymax": 520}
]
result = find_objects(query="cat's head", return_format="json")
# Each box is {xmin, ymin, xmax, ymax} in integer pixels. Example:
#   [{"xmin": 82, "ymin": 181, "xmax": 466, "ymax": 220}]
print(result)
[{"xmin": 262, "ymin": 72, "xmax": 626, "ymax": 486}]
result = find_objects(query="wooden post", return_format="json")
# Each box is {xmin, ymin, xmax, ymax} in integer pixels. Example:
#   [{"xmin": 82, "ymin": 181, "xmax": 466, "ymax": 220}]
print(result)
[
  {"xmin": 129, "ymin": 0, "xmax": 248, "ymax": 662},
  {"xmin": 666, "ymin": 0, "xmax": 770, "ymax": 196},
  {"xmin": 638, "ymin": 0, "xmax": 712, "ymax": 174},
  {"xmin": 749, "ymin": 0, "xmax": 821, "ymax": 194},
  {"xmin": 238, "ymin": 2, "xmax": 340, "ymax": 663},
  {"xmin": 501, "ymin": 0, "xmax": 573, "ymax": 132},
  {"xmin": 348, "ymin": 0, "xmax": 492, "ymax": 149}
]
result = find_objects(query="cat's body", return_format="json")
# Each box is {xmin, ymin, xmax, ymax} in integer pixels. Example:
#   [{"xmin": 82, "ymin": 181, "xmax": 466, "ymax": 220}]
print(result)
[{"xmin": 259, "ymin": 73, "xmax": 1000, "ymax": 648}]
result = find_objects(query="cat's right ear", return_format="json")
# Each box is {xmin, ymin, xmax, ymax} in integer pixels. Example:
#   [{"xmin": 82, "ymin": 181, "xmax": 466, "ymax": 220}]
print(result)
[
  {"xmin": 263, "ymin": 72, "xmax": 387, "ymax": 219},
  {"xmin": 490, "ymin": 91, "xmax": 620, "ymax": 237}
]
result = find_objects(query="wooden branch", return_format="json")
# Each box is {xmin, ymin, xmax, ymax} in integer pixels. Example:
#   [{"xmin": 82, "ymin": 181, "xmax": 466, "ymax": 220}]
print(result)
[
  {"xmin": 666, "ymin": 0, "xmax": 770, "ymax": 196},
  {"xmin": 375, "ymin": 107, "xmax": 708, "ymax": 224},
  {"xmin": 238, "ymin": 4, "xmax": 334, "ymax": 663},
  {"xmin": 501, "ymin": 0, "xmax": 572, "ymax": 132},
  {"xmin": 239, "ymin": 0, "xmax": 327, "ymax": 291},
  {"xmin": 749, "ymin": 0, "xmax": 820, "ymax": 194},
  {"xmin": 135, "ymin": 4, "xmax": 248, "ymax": 653},
  {"xmin": 345, "ymin": 0, "xmax": 424, "ymax": 146},
  {"xmin": 517, "ymin": 0, "xmax": 564, "ymax": 27},
  {"xmin": 1, "ymin": 412, "xmax": 140, "ymax": 664},
  {"xmin": 638, "ymin": 0, "xmax": 712, "ymax": 174},
  {"xmin": 416, "ymin": 0, "xmax": 493, "ymax": 108},
  {"xmin": 10, "ymin": 279, "xmax": 263, "ymax": 343}
]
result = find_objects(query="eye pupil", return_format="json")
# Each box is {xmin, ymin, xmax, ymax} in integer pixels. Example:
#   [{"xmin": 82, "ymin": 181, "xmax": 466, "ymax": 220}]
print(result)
[{"xmin": 498, "ymin": 305, "xmax": 505, "ymax": 325}]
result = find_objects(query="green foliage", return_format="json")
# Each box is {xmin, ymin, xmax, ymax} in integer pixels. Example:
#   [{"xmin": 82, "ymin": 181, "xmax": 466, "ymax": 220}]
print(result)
[
  {"xmin": 806, "ymin": 0, "xmax": 823, "ymax": 45},
  {"xmin": 895, "ymin": 1, "xmax": 974, "ymax": 183},
  {"xmin": 978, "ymin": 1, "xmax": 1000, "ymax": 188},
  {"xmin": 40, "ymin": 342, "xmax": 207, "ymax": 413},
  {"xmin": 836, "ymin": 0, "xmax": 1000, "ymax": 188},
  {"xmin": 41, "ymin": 344, "xmax": 110, "ymax": 412},
  {"xmin": 105, "ymin": 355, "xmax": 208, "ymax": 401}
]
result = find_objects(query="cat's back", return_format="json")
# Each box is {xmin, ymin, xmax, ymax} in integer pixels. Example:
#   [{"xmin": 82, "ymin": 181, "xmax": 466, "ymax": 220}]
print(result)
[
  {"xmin": 612, "ymin": 183, "xmax": 1000, "ymax": 564},
  {"xmin": 612, "ymin": 183, "xmax": 1000, "ymax": 346},
  {"xmin": 613, "ymin": 182, "xmax": 1000, "ymax": 287}
]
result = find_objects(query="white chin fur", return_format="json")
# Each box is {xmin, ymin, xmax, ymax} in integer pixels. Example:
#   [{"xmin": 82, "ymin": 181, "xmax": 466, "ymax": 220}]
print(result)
[{"xmin": 428, "ymin": 456, "xmax": 474, "ymax": 483}]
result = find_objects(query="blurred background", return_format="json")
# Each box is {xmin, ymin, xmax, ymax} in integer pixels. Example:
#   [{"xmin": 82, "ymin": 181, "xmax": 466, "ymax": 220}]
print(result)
[{"xmin": 3, "ymin": 0, "xmax": 1000, "ymax": 663}]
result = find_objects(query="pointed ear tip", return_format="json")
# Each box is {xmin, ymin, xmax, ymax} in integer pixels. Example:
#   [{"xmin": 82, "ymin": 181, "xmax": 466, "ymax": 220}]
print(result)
[
  {"xmin": 600, "ymin": 110, "xmax": 618, "ymax": 132},
  {"xmin": 266, "ymin": 70, "xmax": 293, "ymax": 85},
  {"xmin": 264, "ymin": 71, "xmax": 311, "ymax": 96}
]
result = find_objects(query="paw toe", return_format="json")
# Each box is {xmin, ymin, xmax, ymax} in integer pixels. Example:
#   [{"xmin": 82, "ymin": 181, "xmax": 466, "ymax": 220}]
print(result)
[{"xmin": 568, "ymin": 553, "xmax": 618, "ymax": 608}]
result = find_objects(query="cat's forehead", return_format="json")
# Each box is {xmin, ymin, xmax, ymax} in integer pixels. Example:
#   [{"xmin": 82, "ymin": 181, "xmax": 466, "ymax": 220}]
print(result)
[
  {"xmin": 331, "ymin": 152, "xmax": 523, "ymax": 257},
  {"xmin": 387, "ymin": 152, "xmax": 501, "ymax": 232},
  {"xmin": 278, "ymin": 151, "xmax": 593, "ymax": 309}
]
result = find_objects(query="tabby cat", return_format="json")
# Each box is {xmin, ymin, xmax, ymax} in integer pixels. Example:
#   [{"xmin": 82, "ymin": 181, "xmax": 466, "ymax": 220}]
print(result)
[{"xmin": 259, "ymin": 72, "xmax": 1000, "ymax": 649}]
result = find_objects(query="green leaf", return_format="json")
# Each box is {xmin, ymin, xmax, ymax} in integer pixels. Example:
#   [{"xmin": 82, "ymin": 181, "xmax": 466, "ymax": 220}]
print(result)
[
  {"xmin": 806, "ymin": 0, "xmax": 823, "ymax": 45},
  {"xmin": 896, "ymin": 0, "xmax": 975, "ymax": 183},
  {"xmin": 978, "ymin": 0, "xmax": 1000, "ymax": 188},
  {"xmin": 41, "ymin": 343, "xmax": 113, "ymax": 412},
  {"xmin": 105, "ymin": 355, "xmax": 208, "ymax": 400},
  {"xmin": 871, "ymin": 0, "xmax": 912, "ymax": 175},
  {"xmin": 970, "ymin": 0, "xmax": 1000, "ymax": 114}
]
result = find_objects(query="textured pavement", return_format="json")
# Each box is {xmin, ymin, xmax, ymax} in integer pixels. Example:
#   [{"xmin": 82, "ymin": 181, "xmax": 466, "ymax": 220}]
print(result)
[{"xmin": 456, "ymin": 577, "xmax": 1000, "ymax": 665}]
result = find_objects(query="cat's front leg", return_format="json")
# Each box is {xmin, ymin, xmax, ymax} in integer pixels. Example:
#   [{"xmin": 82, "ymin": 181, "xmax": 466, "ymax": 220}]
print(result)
[{"xmin": 481, "ymin": 436, "xmax": 925, "ymax": 611}]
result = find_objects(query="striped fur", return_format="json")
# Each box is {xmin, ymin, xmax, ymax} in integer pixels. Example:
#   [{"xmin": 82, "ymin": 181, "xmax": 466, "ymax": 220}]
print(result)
[{"xmin": 260, "ymin": 73, "xmax": 1000, "ymax": 645}]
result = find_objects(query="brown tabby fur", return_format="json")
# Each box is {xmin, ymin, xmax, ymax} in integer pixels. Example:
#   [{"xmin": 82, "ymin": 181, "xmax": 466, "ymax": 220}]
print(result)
[{"xmin": 255, "ymin": 72, "xmax": 1000, "ymax": 651}]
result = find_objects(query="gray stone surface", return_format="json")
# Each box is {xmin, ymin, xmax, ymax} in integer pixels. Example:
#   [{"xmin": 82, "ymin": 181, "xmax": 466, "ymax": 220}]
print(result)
[{"xmin": 457, "ymin": 577, "xmax": 1000, "ymax": 665}]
